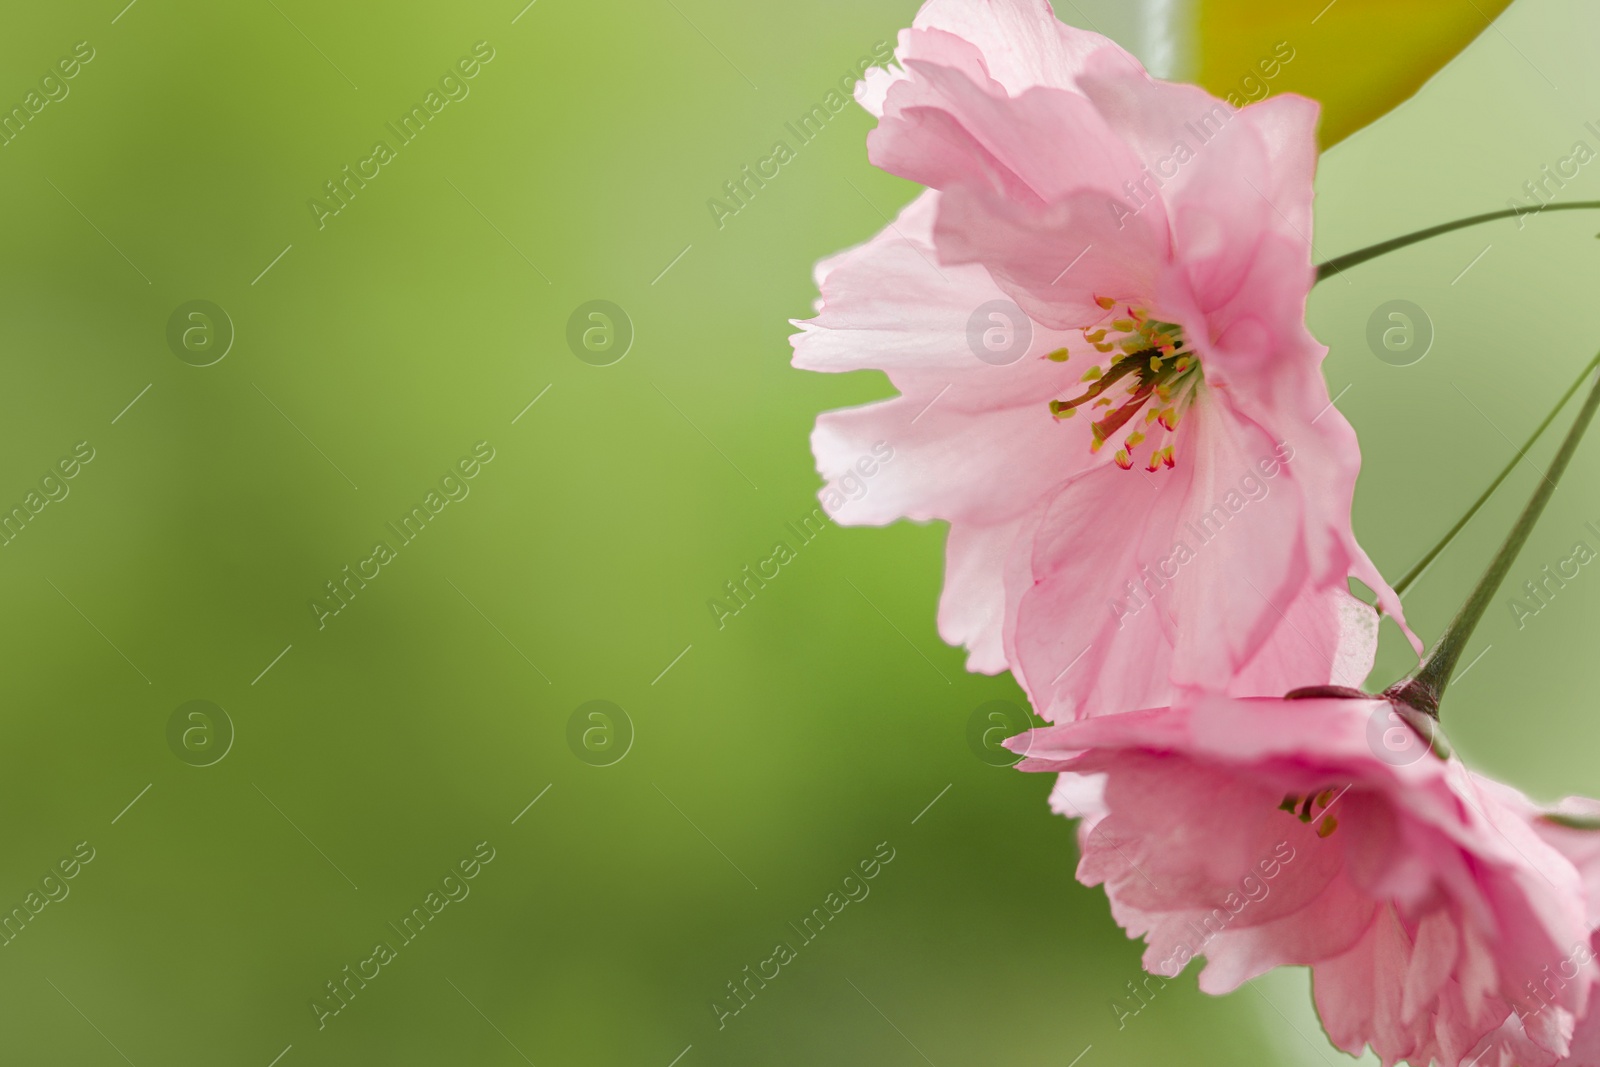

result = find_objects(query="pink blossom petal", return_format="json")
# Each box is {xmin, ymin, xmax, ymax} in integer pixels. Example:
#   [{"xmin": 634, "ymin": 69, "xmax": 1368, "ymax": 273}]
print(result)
[
  {"xmin": 872, "ymin": 59, "xmax": 1148, "ymax": 209},
  {"xmin": 939, "ymin": 514, "xmax": 1037, "ymax": 673},
  {"xmin": 809, "ymin": 396, "xmax": 1078, "ymax": 527},
  {"xmin": 857, "ymin": 0, "xmax": 1121, "ymax": 119},
  {"xmin": 1012, "ymin": 697, "xmax": 1598, "ymax": 1066},
  {"xmin": 797, "ymin": 0, "xmax": 1414, "ymax": 723},
  {"xmin": 792, "ymin": 192, "xmax": 1078, "ymax": 407},
  {"xmin": 933, "ymin": 183, "xmax": 1169, "ymax": 332}
]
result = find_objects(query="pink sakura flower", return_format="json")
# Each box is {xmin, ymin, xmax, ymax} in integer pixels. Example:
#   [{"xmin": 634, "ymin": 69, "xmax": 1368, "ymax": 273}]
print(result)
[
  {"xmin": 1467, "ymin": 802, "xmax": 1600, "ymax": 1067},
  {"xmin": 1468, "ymin": 934, "xmax": 1600, "ymax": 1067},
  {"xmin": 792, "ymin": 0, "xmax": 1415, "ymax": 720},
  {"xmin": 1008, "ymin": 695, "xmax": 1599, "ymax": 1067}
]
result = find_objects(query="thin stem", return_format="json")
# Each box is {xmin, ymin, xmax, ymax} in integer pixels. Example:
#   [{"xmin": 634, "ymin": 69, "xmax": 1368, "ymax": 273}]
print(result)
[
  {"xmin": 1387, "ymin": 361, "xmax": 1600, "ymax": 716},
  {"xmin": 1315, "ymin": 201, "xmax": 1600, "ymax": 283},
  {"xmin": 1394, "ymin": 350, "xmax": 1600, "ymax": 597}
]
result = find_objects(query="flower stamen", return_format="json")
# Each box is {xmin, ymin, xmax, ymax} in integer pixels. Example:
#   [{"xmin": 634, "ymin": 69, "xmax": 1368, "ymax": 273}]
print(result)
[
  {"xmin": 1277, "ymin": 788, "xmax": 1345, "ymax": 838},
  {"xmin": 1048, "ymin": 304, "xmax": 1203, "ymax": 471}
]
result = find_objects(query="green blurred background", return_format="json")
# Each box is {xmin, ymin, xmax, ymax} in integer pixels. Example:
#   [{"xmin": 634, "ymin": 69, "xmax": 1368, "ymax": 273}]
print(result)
[{"xmin": 0, "ymin": 0, "xmax": 1593, "ymax": 1064}]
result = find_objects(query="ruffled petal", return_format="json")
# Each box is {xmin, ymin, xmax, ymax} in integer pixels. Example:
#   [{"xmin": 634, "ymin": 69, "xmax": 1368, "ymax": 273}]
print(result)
[
  {"xmin": 857, "ymin": 0, "xmax": 1121, "ymax": 120},
  {"xmin": 793, "ymin": 192, "xmax": 1059, "ymax": 395},
  {"xmin": 1011, "ymin": 393, "xmax": 1352, "ymax": 720},
  {"xmin": 871, "ymin": 55, "xmax": 1147, "ymax": 210},
  {"xmin": 794, "ymin": 191, "xmax": 1095, "ymax": 530},
  {"xmin": 1009, "ymin": 458, "xmax": 1186, "ymax": 721},
  {"xmin": 809, "ymin": 394, "xmax": 1077, "ymax": 527},
  {"xmin": 938, "ymin": 514, "xmax": 1035, "ymax": 673},
  {"xmin": 1012, "ymin": 698, "xmax": 1599, "ymax": 1067},
  {"xmin": 798, "ymin": 0, "xmax": 1416, "ymax": 716},
  {"xmin": 934, "ymin": 183, "xmax": 1169, "ymax": 332}
]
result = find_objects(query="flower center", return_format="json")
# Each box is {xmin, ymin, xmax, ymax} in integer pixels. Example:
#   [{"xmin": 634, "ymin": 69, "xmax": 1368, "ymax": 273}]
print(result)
[
  {"xmin": 1278, "ymin": 789, "xmax": 1341, "ymax": 838},
  {"xmin": 1047, "ymin": 299, "xmax": 1203, "ymax": 472}
]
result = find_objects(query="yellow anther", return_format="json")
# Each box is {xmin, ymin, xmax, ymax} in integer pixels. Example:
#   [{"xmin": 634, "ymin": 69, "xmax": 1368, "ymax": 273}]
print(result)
[{"xmin": 1048, "ymin": 309, "xmax": 1199, "ymax": 473}]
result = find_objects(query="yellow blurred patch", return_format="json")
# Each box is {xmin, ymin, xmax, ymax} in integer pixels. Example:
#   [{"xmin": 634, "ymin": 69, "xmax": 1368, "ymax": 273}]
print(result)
[{"xmin": 1198, "ymin": 0, "xmax": 1514, "ymax": 147}]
